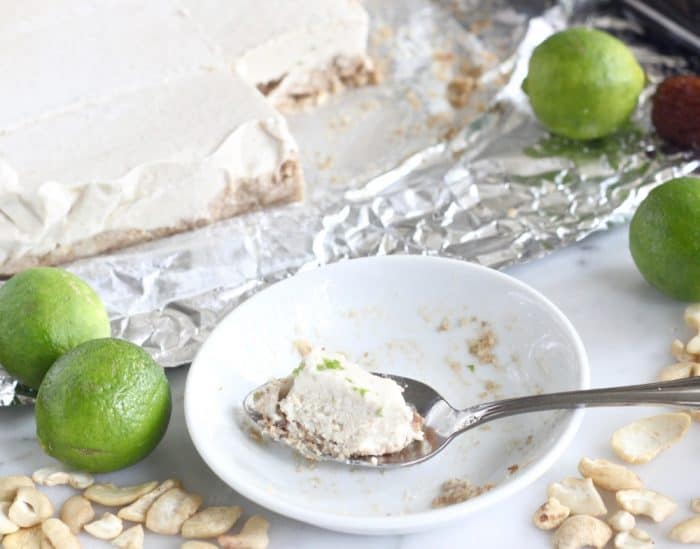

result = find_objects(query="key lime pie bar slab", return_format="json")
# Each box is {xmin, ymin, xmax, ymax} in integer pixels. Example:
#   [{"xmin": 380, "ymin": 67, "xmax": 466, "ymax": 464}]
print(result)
[{"xmin": 0, "ymin": 0, "xmax": 373, "ymax": 274}]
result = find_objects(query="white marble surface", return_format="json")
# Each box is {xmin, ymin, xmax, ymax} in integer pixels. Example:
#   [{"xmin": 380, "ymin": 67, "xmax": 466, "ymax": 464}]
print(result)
[{"xmin": 1, "ymin": 224, "xmax": 697, "ymax": 548}]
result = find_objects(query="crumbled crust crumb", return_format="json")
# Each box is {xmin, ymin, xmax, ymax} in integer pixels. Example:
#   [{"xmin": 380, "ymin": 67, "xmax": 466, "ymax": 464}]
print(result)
[
  {"xmin": 248, "ymin": 428, "xmax": 265, "ymax": 444},
  {"xmin": 432, "ymin": 478, "xmax": 494, "ymax": 508},
  {"xmin": 468, "ymin": 325, "xmax": 497, "ymax": 364},
  {"xmin": 446, "ymin": 76, "xmax": 477, "ymax": 109},
  {"xmin": 293, "ymin": 339, "xmax": 313, "ymax": 357}
]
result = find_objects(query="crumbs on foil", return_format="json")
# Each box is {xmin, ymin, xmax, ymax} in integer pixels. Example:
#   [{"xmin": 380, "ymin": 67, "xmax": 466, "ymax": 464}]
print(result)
[{"xmin": 1, "ymin": 0, "xmax": 698, "ymax": 405}]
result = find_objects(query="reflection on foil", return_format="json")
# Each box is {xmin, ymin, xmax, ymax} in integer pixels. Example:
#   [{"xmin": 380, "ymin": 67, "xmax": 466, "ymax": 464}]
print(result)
[{"xmin": 1, "ymin": 0, "xmax": 698, "ymax": 404}]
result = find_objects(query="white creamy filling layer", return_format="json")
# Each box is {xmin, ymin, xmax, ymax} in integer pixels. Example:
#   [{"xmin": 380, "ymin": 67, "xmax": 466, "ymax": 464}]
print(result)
[
  {"xmin": 0, "ymin": 71, "xmax": 297, "ymax": 264},
  {"xmin": 279, "ymin": 348, "xmax": 423, "ymax": 457},
  {"xmin": 0, "ymin": 0, "xmax": 219, "ymax": 132}
]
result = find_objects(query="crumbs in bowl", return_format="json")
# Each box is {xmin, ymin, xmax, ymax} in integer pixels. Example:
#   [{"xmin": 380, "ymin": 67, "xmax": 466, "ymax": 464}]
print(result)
[{"xmin": 431, "ymin": 478, "xmax": 494, "ymax": 508}]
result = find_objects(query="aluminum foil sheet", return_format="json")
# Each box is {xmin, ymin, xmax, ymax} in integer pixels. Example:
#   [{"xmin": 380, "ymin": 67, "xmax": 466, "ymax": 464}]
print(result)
[{"xmin": 1, "ymin": 0, "xmax": 699, "ymax": 405}]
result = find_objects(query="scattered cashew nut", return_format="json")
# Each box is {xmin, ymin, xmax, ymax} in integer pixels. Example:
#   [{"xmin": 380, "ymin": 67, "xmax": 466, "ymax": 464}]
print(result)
[
  {"xmin": 608, "ymin": 510, "xmax": 636, "ymax": 532},
  {"xmin": 42, "ymin": 518, "xmax": 80, "ymax": 549},
  {"xmin": 2, "ymin": 525, "xmax": 44, "ymax": 549},
  {"xmin": 547, "ymin": 477, "xmax": 607, "ymax": 516},
  {"xmin": 111, "ymin": 524, "xmax": 144, "ymax": 549},
  {"xmin": 552, "ymin": 515, "xmax": 612, "ymax": 549},
  {"xmin": 182, "ymin": 506, "xmax": 242, "ymax": 538},
  {"xmin": 84, "ymin": 512, "xmax": 124, "ymax": 540},
  {"xmin": 670, "ymin": 515, "xmax": 700, "ymax": 543},
  {"xmin": 533, "ymin": 497, "xmax": 570, "ymax": 530},
  {"xmin": 614, "ymin": 528, "xmax": 653, "ymax": 549},
  {"xmin": 692, "ymin": 498, "xmax": 700, "ymax": 513},
  {"xmin": 0, "ymin": 476, "xmax": 34, "ymax": 502},
  {"xmin": 672, "ymin": 338, "xmax": 699, "ymax": 363},
  {"xmin": 145, "ymin": 488, "xmax": 202, "ymax": 535},
  {"xmin": 84, "ymin": 481, "xmax": 159, "ymax": 507},
  {"xmin": 685, "ymin": 304, "xmax": 700, "ymax": 354},
  {"xmin": 611, "ymin": 412, "xmax": 691, "ymax": 464},
  {"xmin": 616, "ymin": 489, "xmax": 677, "ymax": 522},
  {"xmin": 658, "ymin": 362, "xmax": 700, "ymax": 382},
  {"xmin": 8, "ymin": 487, "xmax": 54, "ymax": 527},
  {"xmin": 578, "ymin": 457, "xmax": 642, "ymax": 491},
  {"xmin": 60, "ymin": 495, "xmax": 95, "ymax": 534},
  {"xmin": 219, "ymin": 515, "xmax": 270, "ymax": 549},
  {"xmin": 32, "ymin": 466, "xmax": 93, "ymax": 490},
  {"xmin": 117, "ymin": 479, "xmax": 181, "ymax": 523},
  {"xmin": 0, "ymin": 501, "xmax": 18, "ymax": 535}
]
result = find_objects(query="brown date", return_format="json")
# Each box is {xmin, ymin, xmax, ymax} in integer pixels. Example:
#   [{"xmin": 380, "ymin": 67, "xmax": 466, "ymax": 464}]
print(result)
[{"xmin": 651, "ymin": 75, "xmax": 700, "ymax": 149}]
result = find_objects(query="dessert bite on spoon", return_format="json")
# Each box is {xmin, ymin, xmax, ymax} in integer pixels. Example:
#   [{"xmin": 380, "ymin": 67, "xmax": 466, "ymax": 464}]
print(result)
[{"xmin": 245, "ymin": 347, "xmax": 700, "ymax": 469}]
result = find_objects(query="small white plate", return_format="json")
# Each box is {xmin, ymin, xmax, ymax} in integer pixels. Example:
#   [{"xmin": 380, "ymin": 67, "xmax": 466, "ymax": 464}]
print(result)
[{"xmin": 185, "ymin": 256, "xmax": 589, "ymax": 535}]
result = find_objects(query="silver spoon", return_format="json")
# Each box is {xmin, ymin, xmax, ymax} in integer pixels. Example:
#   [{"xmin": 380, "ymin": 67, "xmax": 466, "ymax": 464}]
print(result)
[{"xmin": 243, "ymin": 375, "xmax": 700, "ymax": 469}]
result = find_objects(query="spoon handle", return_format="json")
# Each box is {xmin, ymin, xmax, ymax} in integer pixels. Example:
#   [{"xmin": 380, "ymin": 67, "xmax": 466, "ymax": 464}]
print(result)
[{"xmin": 454, "ymin": 376, "xmax": 700, "ymax": 435}]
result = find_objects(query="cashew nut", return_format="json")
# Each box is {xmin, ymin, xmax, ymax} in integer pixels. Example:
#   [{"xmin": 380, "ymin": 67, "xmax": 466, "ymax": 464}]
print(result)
[
  {"xmin": 616, "ymin": 489, "xmax": 677, "ymax": 522},
  {"xmin": 111, "ymin": 524, "xmax": 144, "ymax": 549},
  {"xmin": 32, "ymin": 466, "xmax": 93, "ymax": 490},
  {"xmin": 670, "ymin": 515, "xmax": 700, "ymax": 543},
  {"xmin": 182, "ymin": 543, "xmax": 218, "ymax": 549},
  {"xmin": 60, "ymin": 495, "xmax": 94, "ymax": 534},
  {"xmin": 42, "ymin": 518, "xmax": 80, "ymax": 549},
  {"xmin": 533, "ymin": 497, "xmax": 570, "ymax": 530},
  {"xmin": 692, "ymin": 498, "xmax": 700, "ymax": 513},
  {"xmin": 658, "ymin": 362, "xmax": 699, "ymax": 382},
  {"xmin": 144, "ymin": 488, "xmax": 202, "ymax": 535},
  {"xmin": 84, "ymin": 481, "xmax": 159, "ymax": 507},
  {"xmin": 182, "ymin": 506, "xmax": 242, "ymax": 538},
  {"xmin": 611, "ymin": 412, "xmax": 691, "ymax": 464},
  {"xmin": 84, "ymin": 512, "xmax": 123, "ymax": 540},
  {"xmin": 0, "ymin": 501, "xmax": 19, "ymax": 535},
  {"xmin": 654, "ymin": 362, "xmax": 700, "ymax": 420},
  {"xmin": 218, "ymin": 515, "xmax": 270, "ymax": 549},
  {"xmin": 608, "ymin": 510, "xmax": 636, "ymax": 532},
  {"xmin": 614, "ymin": 528, "xmax": 653, "ymax": 548},
  {"xmin": 0, "ymin": 477, "xmax": 34, "ymax": 502},
  {"xmin": 547, "ymin": 477, "xmax": 607, "ymax": 516},
  {"xmin": 2, "ymin": 525, "xmax": 44, "ymax": 549},
  {"xmin": 8, "ymin": 487, "xmax": 54, "ymax": 527},
  {"xmin": 117, "ymin": 479, "xmax": 181, "ymax": 523},
  {"xmin": 685, "ymin": 304, "xmax": 700, "ymax": 353},
  {"xmin": 672, "ymin": 338, "xmax": 698, "ymax": 363},
  {"xmin": 578, "ymin": 457, "xmax": 642, "ymax": 492},
  {"xmin": 552, "ymin": 515, "xmax": 612, "ymax": 549}
]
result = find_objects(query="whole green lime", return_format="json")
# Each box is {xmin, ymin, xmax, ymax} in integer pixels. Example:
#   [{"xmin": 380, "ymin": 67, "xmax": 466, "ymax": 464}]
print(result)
[
  {"xmin": 523, "ymin": 27, "xmax": 645, "ymax": 140},
  {"xmin": 630, "ymin": 177, "xmax": 700, "ymax": 301},
  {"xmin": 35, "ymin": 338, "xmax": 172, "ymax": 473},
  {"xmin": 0, "ymin": 267, "xmax": 111, "ymax": 389}
]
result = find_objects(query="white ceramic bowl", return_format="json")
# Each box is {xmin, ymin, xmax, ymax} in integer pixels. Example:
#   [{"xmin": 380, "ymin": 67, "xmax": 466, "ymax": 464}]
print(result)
[{"xmin": 185, "ymin": 256, "xmax": 589, "ymax": 535}]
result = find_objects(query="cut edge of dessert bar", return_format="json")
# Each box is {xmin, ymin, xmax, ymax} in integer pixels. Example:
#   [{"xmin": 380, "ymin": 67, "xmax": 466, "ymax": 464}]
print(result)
[{"xmin": 258, "ymin": 55, "xmax": 379, "ymax": 113}]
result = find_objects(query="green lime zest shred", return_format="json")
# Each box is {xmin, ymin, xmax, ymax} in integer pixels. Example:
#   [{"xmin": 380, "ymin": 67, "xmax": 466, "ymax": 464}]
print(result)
[
  {"xmin": 317, "ymin": 358, "xmax": 344, "ymax": 371},
  {"xmin": 352, "ymin": 386, "xmax": 369, "ymax": 397}
]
